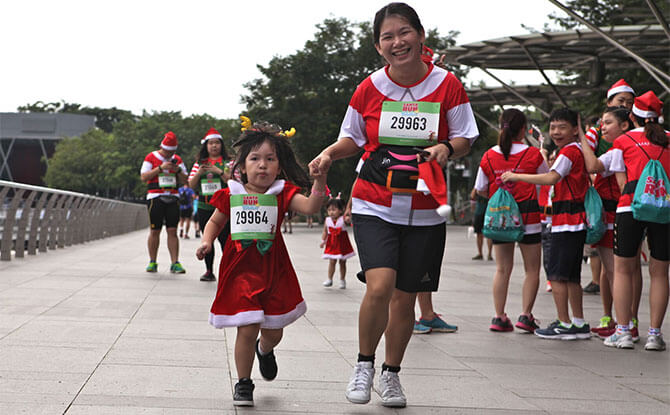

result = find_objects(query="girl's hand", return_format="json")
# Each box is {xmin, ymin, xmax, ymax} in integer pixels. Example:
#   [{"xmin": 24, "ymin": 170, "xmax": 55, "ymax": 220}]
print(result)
[
  {"xmin": 343, "ymin": 207, "xmax": 352, "ymax": 225},
  {"xmin": 420, "ymin": 143, "xmax": 450, "ymax": 167},
  {"xmin": 500, "ymin": 171, "xmax": 518, "ymax": 183},
  {"xmin": 196, "ymin": 241, "xmax": 212, "ymax": 260},
  {"xmin": 309, "ymin": 153, "xmax": 332, "ymax": 177},
  {"xmin": 319, "ymin": 241, "xmax": 325, "ymax": 248}
]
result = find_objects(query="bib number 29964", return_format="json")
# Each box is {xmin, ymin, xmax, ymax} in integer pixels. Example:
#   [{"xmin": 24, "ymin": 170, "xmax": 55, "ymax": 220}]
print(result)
[{"xmin": 235, "ymin": 210, "xmax": 269, "ymax": 225}]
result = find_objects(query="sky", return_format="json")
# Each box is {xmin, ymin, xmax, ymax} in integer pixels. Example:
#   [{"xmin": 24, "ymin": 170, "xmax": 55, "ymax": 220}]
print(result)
[{"xmin": 0, "ymin": 0, "xmax": 567, "ymax": 119}]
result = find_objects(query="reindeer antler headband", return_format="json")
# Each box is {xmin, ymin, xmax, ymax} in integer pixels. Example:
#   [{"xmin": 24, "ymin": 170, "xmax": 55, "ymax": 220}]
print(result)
[{"xmin": 239, "ymin": 115, "xmax": 295, "ymax": 138}]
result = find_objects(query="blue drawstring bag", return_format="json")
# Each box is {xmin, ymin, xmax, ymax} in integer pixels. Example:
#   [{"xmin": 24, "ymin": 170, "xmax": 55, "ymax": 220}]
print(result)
[
  {"xmin": 632, "ymin": 159, "xmax": 670, "ymax": 223},
  {"xmin": 584, "ymin": 186, "xmax": 606, "ymax": 244},
  {"xmin": 483, "ymin": 187, "xmax": 525, "ymax": 242}
]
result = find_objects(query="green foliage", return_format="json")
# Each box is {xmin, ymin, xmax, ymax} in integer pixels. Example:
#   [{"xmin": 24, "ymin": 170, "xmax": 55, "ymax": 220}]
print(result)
[
  {"xmin": 242, "ymin": 18, "xmax": 461, "ymax": 197},
  {"xmin": 18, "ymin": 100, "xmax": 134, "ymax": 132}
]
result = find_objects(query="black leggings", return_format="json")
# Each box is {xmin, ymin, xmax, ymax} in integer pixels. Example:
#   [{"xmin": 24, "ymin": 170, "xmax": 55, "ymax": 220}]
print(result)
[{"xmin": 198, "ymin": 208, "xmax": 229, "ymax": 272}]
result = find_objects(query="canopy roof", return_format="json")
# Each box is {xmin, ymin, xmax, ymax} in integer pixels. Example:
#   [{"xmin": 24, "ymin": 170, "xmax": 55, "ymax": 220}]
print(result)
[{"xmin": 443, "ymin": 25, "xmax": 668, "ymax": 72}]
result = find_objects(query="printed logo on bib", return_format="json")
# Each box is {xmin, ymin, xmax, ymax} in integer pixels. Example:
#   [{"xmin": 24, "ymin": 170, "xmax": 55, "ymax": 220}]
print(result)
[
  {"xmin": 201, "ymin": 177, "xmax": 222, "ymax": 196},
  {"xmin": 378, "ymin": 101, "xmax": 440, "ymax": 146},
  {"xmin": 158, "ymin": 173, "xmax": 177, "ymax": 188},
  {"xmin": 230, "ymin": 194, "xmax": 278, "ymax": 240}
]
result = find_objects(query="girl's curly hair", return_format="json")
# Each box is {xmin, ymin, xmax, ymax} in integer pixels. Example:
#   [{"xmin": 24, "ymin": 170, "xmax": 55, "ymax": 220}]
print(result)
[{"xmin": 232, "ymin": 121, "xmax": 310, "ymax": 189}]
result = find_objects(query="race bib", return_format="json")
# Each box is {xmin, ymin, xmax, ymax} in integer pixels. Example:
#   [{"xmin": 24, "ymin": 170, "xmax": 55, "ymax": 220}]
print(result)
[
  {"xmin": 378, "ymin": 101, "xmax": 440, "ymax": 146},
  {"xmin": 201, "ymin": 177, "xmax": 222, "ymax": 196},
  {"xmin": 158, "ymin": 173, "xmax": 177, "ymax": 188},
  {"xmin": 230, "ymin": 194, "xmax": 278, "ymax": 240}
]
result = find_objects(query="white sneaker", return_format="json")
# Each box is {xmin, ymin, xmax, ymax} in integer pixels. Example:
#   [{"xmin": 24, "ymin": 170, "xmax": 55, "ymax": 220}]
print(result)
[
  {"xmin": 339, "ymin": 279, "xmax": 346, "ymax": 289},
  {"xmin": 604, "ymin": 332, "xmax": 634, "ymax": 349},
  {"xmin": 645, "ymin": 333, "xmax": 666, "ymax": 351},
  {"xmin": 323, "ymin": 279, "xmax": 333, "ymax": 287},
  {"xmin": 345, "ymin": 361, "xmax": 374, "ymax": 404},
  {"xmin": 378, "ymin": 370, "xmax": 406, "ymax": 408}
]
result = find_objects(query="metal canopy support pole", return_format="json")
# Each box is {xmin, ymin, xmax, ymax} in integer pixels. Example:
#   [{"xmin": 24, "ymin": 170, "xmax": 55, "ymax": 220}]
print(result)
[
  {"xmin": 485, "ymin": 90, "xmax": 505, "ymax": 113},
  {"xmin": 646, "ymin": 0, "xmax": 670, "ymax": 42},
  {"xmin": 473, "ymin": 110, "xmax": 501, "ymax": 132},
  {"xmin": 640, "ymin": 61, "xmax": 670, "ymax": 95},
  {"xmin": 39, "ymin": 139, "xmax": 49, "ymax": 169},
  {"xmin": 548, "ymin": 0, "xmax": 670, "ymax": 83},
  {"xmin": 516, "ymin": 41, "xmax": 569, "ymax": 107},
  {"xmin": 479, "ymin": 67, "xmax": 551, "ymax": 117}
]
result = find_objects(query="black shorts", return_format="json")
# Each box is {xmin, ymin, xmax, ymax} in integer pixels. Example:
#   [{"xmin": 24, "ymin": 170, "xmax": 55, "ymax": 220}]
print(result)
[
  {"xmin": 473, "ymin": 212, "xmax": 485, "ymax": 234},
  {"xmin": 352, "ymin": 214, "xmax": 446, "ymax": 293},
  {"xmin": 547, "ymin": 230, "xmax": 586, "ymax": 283},
  {"xmin": 492, "ymin": 232, "xmax": 541, "ymax": 245},
  {"xmin": 147, "ymin": 197, "xmax": 180, "ymax": 230},
  {"xmin": 614, "ymin": 212, "xmax": 670, "ymax": 261},
  {"xmin": 179, "ymin": 207, "xmax": 193, "ymax": 218}
]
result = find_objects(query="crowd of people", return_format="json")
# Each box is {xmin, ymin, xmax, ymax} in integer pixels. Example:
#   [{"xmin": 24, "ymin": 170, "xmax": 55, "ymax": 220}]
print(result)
[{"xmin": 137, "ymin": 2, "xmax": 668, "ymax": 409}]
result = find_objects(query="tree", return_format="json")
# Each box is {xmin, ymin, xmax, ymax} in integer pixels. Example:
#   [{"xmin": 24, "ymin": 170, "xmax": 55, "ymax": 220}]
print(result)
[{"xmin": 242, "ymin": 18, "xmax": 463, "ymax": 197}]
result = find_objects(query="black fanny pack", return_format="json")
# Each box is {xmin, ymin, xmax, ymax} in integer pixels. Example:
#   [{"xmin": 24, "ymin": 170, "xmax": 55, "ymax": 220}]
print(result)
[
  {"xmin": 359, "ymin": 146, "xmax": 422, "ymax": 193},
  {"xmin": 158, "ymin": 195, "xmax": 178, "ymax": 204}
]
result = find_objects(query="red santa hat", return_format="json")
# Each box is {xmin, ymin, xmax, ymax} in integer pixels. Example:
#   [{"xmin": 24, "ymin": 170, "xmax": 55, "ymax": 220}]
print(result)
[
  {"xmin": 607, "ymin": 79, "xmax": 635, "ymax": 99},
  {"xmin": 632, "ymin": 90, "xmax": 663, "ymax": 119},
  {"xmin": 201, "ymin": 128, "xmax": 223, "ymax": 144},
  {"xmin": 417, "ymin": 160, "xmax": 451, "ymax": 218},
  {"xmin": 160, "ymin": 131, "xmax": 178, "ymax": 150}
]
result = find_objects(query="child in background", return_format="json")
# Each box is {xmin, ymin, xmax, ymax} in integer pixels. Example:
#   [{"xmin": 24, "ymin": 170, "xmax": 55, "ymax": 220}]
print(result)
[
  {"xmin": 320, "ymin": 198, "xmax": 356, "ymax": 289},
  {"xmin": 502, "ymin": 108, "xmax": 591, "ymax": 340},
  {"xmin": 196, "ymin": 120, "xmax": 328, "ymax": 406}
]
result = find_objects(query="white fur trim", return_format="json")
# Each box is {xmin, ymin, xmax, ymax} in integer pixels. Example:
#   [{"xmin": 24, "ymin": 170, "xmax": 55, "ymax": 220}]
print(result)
[
  {"xmin": 607, "ymin": 85, "xmax": 634, "ymax": 98},
  {"xmin": 208, "ymin": 301, "xmax": 307, "ymax": 329},
  {"xmin": 322, "ymin": 252, "xmax": 356, "ymax": 260},
  {"xmin": 632, "ymin": 104, "xmax": 659, "ymax": 119},
  {"xmin": 201, "ymin": 133, "xmax": 223, "ymax": 144},
  {"xmin": 160, "ymin": 144, "xmax": 177, "ymax": 150},
  {"xmin": 227, "ymin": 179, "xmax": 285, "ymax": 195}
]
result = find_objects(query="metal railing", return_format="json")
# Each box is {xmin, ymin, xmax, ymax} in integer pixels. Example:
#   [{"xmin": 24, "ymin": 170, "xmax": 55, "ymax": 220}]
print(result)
[{"xmin": 0, "ymin": 180, "xmax": 148, "ymax": 261}]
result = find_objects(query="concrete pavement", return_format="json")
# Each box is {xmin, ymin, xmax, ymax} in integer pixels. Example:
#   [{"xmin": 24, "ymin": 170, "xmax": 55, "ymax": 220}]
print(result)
[{"xmin": 0, "ymin": 224, "xmax": 668, "ymax": 414}]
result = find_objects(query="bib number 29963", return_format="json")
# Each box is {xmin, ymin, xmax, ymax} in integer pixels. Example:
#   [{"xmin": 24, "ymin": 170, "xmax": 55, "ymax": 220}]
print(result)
[{"xmin": 378, "ymin": 101, "xmax": 440, "ymax": 146}]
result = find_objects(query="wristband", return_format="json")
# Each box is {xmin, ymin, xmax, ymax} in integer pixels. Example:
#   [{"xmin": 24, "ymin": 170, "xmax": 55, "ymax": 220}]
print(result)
[
  {"xmin": 311, "ymin": 186, "xmax": 327, "ymax": 197},
  {"xmin": 440, "ymin": 140, "xmax": 454, "ymax": 159}
]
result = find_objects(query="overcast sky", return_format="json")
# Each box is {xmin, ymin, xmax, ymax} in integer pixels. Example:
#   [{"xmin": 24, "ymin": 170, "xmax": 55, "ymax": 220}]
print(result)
[{"xmin": 0, "ymin": 0, "xmax": 566, "ymax": 119}]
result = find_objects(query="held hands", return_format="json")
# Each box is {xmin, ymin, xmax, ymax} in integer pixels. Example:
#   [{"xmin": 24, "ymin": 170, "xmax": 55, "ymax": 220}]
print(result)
[
  {"xmin": 500, "ymin": 171, "xmax": 518, "ymax": 183},
  {"xmin": 308, "ymin": 152, "xmax": 332, "ymax": 178},
  {"xmin": 419, "ymin": 143, "xmax": 449, "ymax": 167},
  {"xmin": 196, "ymin": 241, "xmax": 212, "ymax": 260}
]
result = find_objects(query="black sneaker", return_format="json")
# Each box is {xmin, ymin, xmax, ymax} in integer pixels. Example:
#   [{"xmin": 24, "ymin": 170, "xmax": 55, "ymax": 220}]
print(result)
[
  {"xmin": 233, "ymin": 378, "xmax": 254, "ymax": 406},
  {"xmin": 583, "ymin": 281, "xmax": 600, "ymax": 294},
  {"xmin": 515, "ymin": 314, "xmax": 540, "ymax": 333},
  {"xmin": 255, "ymin": 339, "xmax": 278, "ymax": 381},
  {"xmin": 489, "ymin": 316, "xmax": 513, "ymax": 332},
  {"xmin": 573, "ymin": 323, "xmax": 591, "ymax": 340},
  {"xmin": 535, "ymin": 320, "xmax": 577, "ymax": 340},
  {"xmin": 200, "ymin": 271, "xmax": 216, "ymax": 282}
]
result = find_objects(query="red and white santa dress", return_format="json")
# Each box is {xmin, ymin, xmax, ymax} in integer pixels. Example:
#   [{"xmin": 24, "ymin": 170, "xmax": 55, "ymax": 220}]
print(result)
[
  {"xmin": 322, "ymin": 216, "xmax": 356, "ymax": 260},
  {"xmin": 208, "ymin": 179, "xmax": 306, "ymax": 329}
]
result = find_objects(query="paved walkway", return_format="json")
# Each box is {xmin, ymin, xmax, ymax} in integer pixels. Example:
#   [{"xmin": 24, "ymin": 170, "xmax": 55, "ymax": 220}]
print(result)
[{"xmin": 0, "ymin": 224, "xmax": 668, "ymax": 414}]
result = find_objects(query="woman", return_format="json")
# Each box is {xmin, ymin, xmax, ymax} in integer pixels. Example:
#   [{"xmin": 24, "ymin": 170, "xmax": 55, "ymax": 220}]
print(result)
[
  {"xmin": 188, "ymin": 128, "xmax": 231, "ymax": 282},
  {"xmin": 607, "ymin": 91, "xmax": 669, "ymax": 351},
  {"xmin": 475, "ymin": 109, "xmax": 547, "ymax": 333},
  {"xmin": 309, "ymin": 2, "xmax": 478, "ymax": 407}
]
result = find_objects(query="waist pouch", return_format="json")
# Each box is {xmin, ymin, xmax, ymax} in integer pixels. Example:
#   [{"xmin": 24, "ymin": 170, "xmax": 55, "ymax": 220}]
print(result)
[
  {"xmin": 359, "ymin": 146, "xmax": 421, "ymax": 194},
  {"xmin": 158, "ymin": 195, "xmax": 178, "ymax": 204}
]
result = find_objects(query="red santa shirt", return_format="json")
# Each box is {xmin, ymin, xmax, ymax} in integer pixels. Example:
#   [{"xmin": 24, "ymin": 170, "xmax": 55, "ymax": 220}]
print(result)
[
  {"xmin": 610, "ymin": 127, "xmax": 670, "ymax": 213},
  {"xmin": 340, "ymin": 63, "xmax": 479, "ymax": 226},
  {"xmin": 550, "ymin": 142, "xmax": 589, "ymax": 233},
  {"xmin": 322, "ymin": 216, "xmax": 355, "ymax": 260},
  {"xmin": 475, "ymin": 143, "xmax": 548, "ymax": 235},
  {"xmin": 140, "ymin": 151, "xmax": 188, "ymax": 199},
  {"xmin": 207, "ymin": 179, "xmax": 306, "ymax": 329}
]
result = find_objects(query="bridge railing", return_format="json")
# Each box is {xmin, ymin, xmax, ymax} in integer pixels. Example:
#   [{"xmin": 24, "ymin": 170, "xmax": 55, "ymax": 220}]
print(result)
[{"xmin": 0, "ymin": 180, "xmax": 148, "ymax": 261}]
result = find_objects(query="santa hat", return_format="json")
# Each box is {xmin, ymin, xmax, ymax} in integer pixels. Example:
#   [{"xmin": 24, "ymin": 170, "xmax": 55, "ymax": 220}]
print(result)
[
  {"xmin": 632, "ymin": 90, "xmax": 663, "ymax": 120},
  {"xmin": 417, "ymin": 160, "xmax": 451, "ymax": 218},
  {"xmin": 201, "ymin": 128, "xmax": 223, "ymax": 144},
  {"xmin": 160, "ymin": 131, "xmax": 178, "ymax": 150},
  {"xmin": 607, "ymin": 79, "xmax": 635, "ymax": 99},
  {"xmin": 421, "ymin": 45, "xmax": 434, "ymax": 64}
]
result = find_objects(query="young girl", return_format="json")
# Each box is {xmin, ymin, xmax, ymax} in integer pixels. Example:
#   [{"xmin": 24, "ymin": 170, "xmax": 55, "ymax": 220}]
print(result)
[
  {"xmin": 196, "ymin": 120, "xmax": 328, "ymax": 406},
  {"xmin": 320, "ymin": 197, "xmax": 355, "ymax": 289},
  {"xmin": 475, "ymin": 108, "xmax": 548, "ymax": 333},
  {"xmin": 607, "ymin": 91, "xmax": 669, "ymax": 351}
]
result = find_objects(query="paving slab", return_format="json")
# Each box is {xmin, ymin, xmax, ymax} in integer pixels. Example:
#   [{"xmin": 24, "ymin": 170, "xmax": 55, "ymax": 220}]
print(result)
[{"xmin": 0, "ymin": 224, "xmax": 667, "ymax": 414}]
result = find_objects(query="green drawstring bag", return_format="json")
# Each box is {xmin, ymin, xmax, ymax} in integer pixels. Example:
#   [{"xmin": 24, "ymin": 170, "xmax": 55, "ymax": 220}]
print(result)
[
  {"xmin": 483, "ymin": 187, "xmax": 525, "ymax": 242},
  {"xmin": 584, "ymin": 186, "xmax": 606, "ymax": 244},
  {"xmin": 632, "ymin": 159, "xmax": 670, "ymax": 223}
]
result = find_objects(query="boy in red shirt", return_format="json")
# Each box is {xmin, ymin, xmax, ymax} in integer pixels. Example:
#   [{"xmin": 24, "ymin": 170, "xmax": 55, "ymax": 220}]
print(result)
[{"xmin": 502, "ymin": 108, "xmax": 591, "ymax": 340}]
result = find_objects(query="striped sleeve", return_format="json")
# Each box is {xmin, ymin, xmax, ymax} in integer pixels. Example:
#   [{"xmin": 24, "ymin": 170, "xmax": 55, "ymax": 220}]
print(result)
[
  {"xmin": 585, "ymin": 126, "xmax": 599, "ymax": 151},
  {"xmin": 445, "ymin": 74, "xmax": 479, "ymax": 142},
  {"xmin": 188, "ymin": 163, "xmax": 200, "ymax": 180}
]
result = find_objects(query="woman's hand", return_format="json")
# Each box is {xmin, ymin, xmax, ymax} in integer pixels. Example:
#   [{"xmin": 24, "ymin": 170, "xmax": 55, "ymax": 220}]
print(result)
[
  {"xmin": 500, "ymin": 171, "xmax": 518, "ymax": 183},
  {"xmin": 309, "ymin": 152, "xmax": 332, "ymax": 177},
  {"xmin": 196, "ymin": 241, "xmax": 212, "ymax": 260},
  {"xmin": 420, "ymin": 143, "xmax": 450, "ymax": 167}
]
